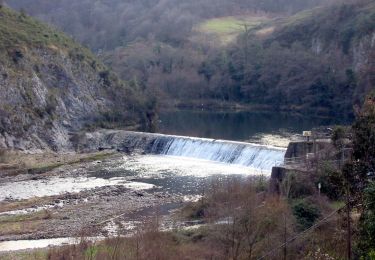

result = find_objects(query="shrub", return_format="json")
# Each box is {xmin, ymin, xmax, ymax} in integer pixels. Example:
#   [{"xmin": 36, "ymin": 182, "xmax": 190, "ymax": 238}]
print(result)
[
  {"xmin": 317, "ymin": 163, "xmax": 345, "ymax": 200},
  {"xmin": 0, "ymin": 149, "xmax": 6, "ymax": 163},
  {"xmin": 11, "ymin": 50, "xmax": 24, "ymax": 64},
  {"xmin": 99, "ymin": 70, "xmax": 111, "ymax": 86},
  {"xmin": 292, "ymin": 199, "xmax": 321, "ymax": 231},
  {"xmin": 331, "ymin": 126, "xmax": 346, "ymax": 149},
  {"xmin": 182, "ymin": 201, "xmax": 209, "ymax": 219},
  {"xmin": 358, "ymin": 182, "xmax": 375, "ymax": 258}
]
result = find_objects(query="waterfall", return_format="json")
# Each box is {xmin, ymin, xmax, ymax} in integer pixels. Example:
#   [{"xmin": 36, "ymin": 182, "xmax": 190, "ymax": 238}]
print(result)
[
  {"xmin": 84, "ymin": 130, "xmax": 286, "ymax": 171},
  {"xmin": 146, "ymin": 135, "xmax": 285, "ymax": 171}
]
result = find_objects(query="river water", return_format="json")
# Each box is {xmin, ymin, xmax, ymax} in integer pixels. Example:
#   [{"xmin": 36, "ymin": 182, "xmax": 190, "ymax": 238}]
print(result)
[{"xmin": 156, "ymin": 110, "xmax": 349, "ymax": 142}]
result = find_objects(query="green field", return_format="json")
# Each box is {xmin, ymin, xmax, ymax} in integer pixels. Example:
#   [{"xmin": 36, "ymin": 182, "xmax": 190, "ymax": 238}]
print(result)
[{"xmin": 195, "ymin": 15, "xmax": 270, "ymax": 44}]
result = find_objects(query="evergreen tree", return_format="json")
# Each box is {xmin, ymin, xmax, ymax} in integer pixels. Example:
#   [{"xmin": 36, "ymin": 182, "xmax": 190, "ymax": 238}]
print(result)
[{"xmin": 353, "ymin": 95, "xmax": 375, "ymax": 258}]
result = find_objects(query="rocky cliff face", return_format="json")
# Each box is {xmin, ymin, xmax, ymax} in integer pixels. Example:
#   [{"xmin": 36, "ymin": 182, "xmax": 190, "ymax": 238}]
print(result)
[{"xmin": 0, "ymin": 7, "xmax": 149, "ymax": 151}]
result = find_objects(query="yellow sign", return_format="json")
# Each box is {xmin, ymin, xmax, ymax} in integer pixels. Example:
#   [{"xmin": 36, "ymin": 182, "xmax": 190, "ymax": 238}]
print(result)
[{"xmin": 303, "ymin": 131, "xmax": 312, "ymax": 137}]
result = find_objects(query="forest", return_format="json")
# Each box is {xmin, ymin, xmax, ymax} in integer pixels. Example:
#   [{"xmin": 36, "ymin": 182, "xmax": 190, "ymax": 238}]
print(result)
[{"xmin": 8, "ymin": 0, "xmax": 372, "ymax": 118}]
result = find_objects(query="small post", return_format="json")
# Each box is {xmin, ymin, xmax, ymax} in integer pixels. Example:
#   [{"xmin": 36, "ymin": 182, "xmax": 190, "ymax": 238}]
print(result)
[
  {"xmin": 346, "ymin": 182, "xmax": 352, "ymax": 260},
  {"xmin": 283, "ymin": 213, "xmax": 287, "ymax": 260},
  {"xmin": 303, "ymin": 131, "xmax": 312, "ymax": 142}
]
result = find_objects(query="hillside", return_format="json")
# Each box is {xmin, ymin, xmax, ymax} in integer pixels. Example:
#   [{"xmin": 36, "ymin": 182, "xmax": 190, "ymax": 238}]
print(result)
[
  {"xmin": 0, "ymin": 7, "xmax": 153, "ymax": 151},
  {"xmin": 192, "ymin": 15, "xmax": 271, "ymax": 46},
  {"xmin": 6, "ymin": 0, "xmax": 373, "ymax": 118},
  {"xmin": 202, "ymin": 0, "xmax": 375, "ymax": 117},
  {"xmin": 7, "ymin": 0, "xmax": 330, "ymax": 51}
]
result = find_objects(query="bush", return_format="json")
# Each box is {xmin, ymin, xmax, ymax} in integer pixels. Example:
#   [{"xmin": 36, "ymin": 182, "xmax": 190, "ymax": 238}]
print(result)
[
  {"xmin": 182, "ymin": 201, "xmax": 209, "ymax": 219},
  {"xmin": 317, "ymin": 163, "xmax": 344, "ymax": 200},
  {"xmin": 358, "ymin": 182, "xmax": 375, "ymax": 258},
  {"xmin": 0, "ymin": 149, "xmax": 8, "ymax": 163},
  {"xmin": 331, "ymin": 126, "xmax": 346, "ymax": 149},
  {"xmin": 292, "ymin": 199, "xmax": 321, "ymax": 231}
]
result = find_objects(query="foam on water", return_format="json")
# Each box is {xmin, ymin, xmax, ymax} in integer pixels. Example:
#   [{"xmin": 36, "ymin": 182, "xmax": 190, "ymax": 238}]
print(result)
[
  {"xmin": 120, "ymin": 155, "xmax": 270, "ymax": 178},
  {"xmin": 147, "ymin": 135, "xmax": 286, "ymax": 171}
]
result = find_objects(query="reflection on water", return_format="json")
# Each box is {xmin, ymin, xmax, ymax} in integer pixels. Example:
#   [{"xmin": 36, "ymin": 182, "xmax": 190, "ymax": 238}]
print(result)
[
  {"xmin": 89, "ymin": 155, "xmax": 269, "ymax": 195},
  {"xmin": 156, "ymin": 110, "xmax": 351, "ymax": 142}
]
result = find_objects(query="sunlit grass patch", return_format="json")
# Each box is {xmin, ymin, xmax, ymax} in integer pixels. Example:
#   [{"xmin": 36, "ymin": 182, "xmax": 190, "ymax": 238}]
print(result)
[
  {"xmin": 195, "ymin": 15, "xmax": 270, "ymax": 44},
  {"xmin": 199, "ymin": 15, "xmax": 269, "ymax": 34}
]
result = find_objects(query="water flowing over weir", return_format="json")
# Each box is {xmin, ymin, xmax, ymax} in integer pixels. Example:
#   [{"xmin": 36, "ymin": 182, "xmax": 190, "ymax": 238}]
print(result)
[
  {"xmin": 149, "ymin": 137, "xmax": 285, "ymax": 171},
  {"xmin": 81, "ymin": 130, "xmax": 286, "ymax": 171}
]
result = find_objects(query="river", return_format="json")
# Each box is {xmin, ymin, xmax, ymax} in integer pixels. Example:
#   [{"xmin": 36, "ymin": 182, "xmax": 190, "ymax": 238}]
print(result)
[
  {"xmin": 156, "ymin": 109, "xmax": 350, "ymax": 145},
  {"xmin": 0, "ymin": 110, "xmax": 350, "ymax": 252}
]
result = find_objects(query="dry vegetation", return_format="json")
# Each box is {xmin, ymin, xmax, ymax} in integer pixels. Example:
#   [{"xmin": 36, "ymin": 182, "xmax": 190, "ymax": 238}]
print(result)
[
  {"xmin": 0, "ymin": 150, "xmax": 115, "ymax": 177},
  {"xmin": 44, "ymin": 177, "xmax": 348, "ymax": 260}
]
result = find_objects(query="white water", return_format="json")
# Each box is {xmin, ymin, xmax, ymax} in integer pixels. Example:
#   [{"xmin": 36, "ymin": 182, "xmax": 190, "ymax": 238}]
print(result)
[
  {"xmin": 122, "ymin": 155, "xmax": 268, "ymax": 177},
  {"xmin": 149, "ymin": 136, "xmax": 285, "ymax": 171}
]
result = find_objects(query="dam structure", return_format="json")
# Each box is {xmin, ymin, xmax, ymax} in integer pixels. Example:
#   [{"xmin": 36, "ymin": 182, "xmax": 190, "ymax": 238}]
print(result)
[{"xmin": 80, "ymin": 130, "xmax": 286, "ymax": 172}]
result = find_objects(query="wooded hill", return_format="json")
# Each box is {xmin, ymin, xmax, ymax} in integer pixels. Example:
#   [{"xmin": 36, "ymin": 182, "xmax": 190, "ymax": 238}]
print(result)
[
  {"xmin": 8, "ymin": 0, "xmax": 330, "ymax": 51},
  {"xmin": 217, "ymin": 0, "xmax": 375, "ymax": 117},
  {"xmin": 7, "ymin": 0, "xmax": 375, "ymax": 118}
]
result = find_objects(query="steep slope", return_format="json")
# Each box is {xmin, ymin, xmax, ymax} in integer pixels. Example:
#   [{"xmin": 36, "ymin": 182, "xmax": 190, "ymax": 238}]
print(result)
[
  {"xmin": 0, "ymin": 7, "xmax": 152, "ymax": 151},
  {"xmin": 215, "ymin": 0, "xmax": 375, "ymax": 117},
  {"xmin": 6, "ymin": 0, "xmax": 345, "ymax": 113},
  {"xmin": 6, "ymin": 0, "xmax": 372, "ymax": 118},
  {"xmin": 7, "ymin": 0, "xmax": 331, "ymax": 51}
]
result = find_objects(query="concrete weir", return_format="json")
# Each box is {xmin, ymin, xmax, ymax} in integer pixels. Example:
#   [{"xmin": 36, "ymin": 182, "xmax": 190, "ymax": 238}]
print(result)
[
  {"xmin": 78, "ymin": 130, "xmax": 286, "ymax": 171},
  {"xmin": 269, "ymin": 139, "xmax": 333, "ymax": 194}
]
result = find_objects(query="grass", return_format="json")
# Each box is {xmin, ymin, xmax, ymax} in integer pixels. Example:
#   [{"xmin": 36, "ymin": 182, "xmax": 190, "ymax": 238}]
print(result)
[
  {"xmin": 0, "ymin": 150, "xmax": 116, "ymax": 177},
  {"xmin": 280, "ymin": 7, "xmax": 320, "ymax": 27},
  {"xmin": 0, "ymin": 210, "xmax": 52, "ymax": 236},
  {"xmin": 0, "ymin": 197, "xmax": 52, "ymax": 214},
  {"xmin": 0, "ymin": 7, "xmax": 82, "ymax": 52},
  {"xmin": 26, "ymin": 152, "xmax": 115, "ymax": 175},
  {"xmin": 0, "ymin": 250, "xmax": 48, "ymax": 260},
  {"xmin": 195, "ymin": 15, "xmax": 270, "ymax": 44},
  {"xmin": 331, "ymin": 201, "xmax": 345, "ymax": 210},
  {"xmin": 0, "ymin": 210, "xmax": 52, "ymax": 223},
  {"xmin": 0, "ymin": 220, "xmax": 42, "ymax": 236}
]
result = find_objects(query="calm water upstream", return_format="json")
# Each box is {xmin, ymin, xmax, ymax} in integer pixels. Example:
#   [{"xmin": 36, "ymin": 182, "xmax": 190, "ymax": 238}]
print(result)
[{"xmin": 156, "ymin": 110, "xmax": 350, "ymax": 143}]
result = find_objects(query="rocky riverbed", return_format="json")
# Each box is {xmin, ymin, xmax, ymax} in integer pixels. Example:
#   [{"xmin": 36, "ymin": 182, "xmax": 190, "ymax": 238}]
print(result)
[
  {"xmin": 0, "ymin": 152, "xmax": 182, "ymax": 242},
  {"xmin": 0, "ymin": 139, "xmax": 270, "ymax": 252}
]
